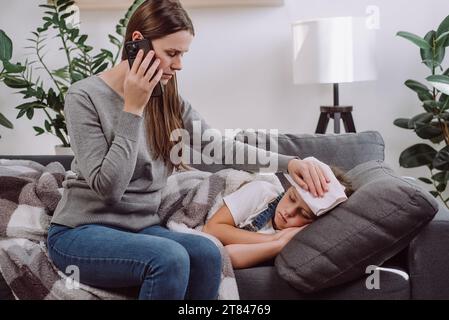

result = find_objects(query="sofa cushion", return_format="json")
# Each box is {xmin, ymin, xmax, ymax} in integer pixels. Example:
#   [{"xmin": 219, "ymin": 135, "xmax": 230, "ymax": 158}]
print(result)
[
  {"xmin": 275, "ymin": 160, "xmax": 438, "ymax": 293},
  {"xmin": 235, "ymin": 265, "xmax": 410, "ymax": 300},
  {"xmin": 236, "ymin": 130, "xmax": 385, "ymax": 171},
  {"xmin": 189, "ymin": 131, "xmax": 385, "ymax": 173}
]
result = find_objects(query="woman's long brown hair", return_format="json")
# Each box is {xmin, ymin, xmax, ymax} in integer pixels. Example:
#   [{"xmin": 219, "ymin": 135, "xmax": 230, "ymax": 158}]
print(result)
[{"xmin": 121, "ymin": 0, "xmax": 194, "ymax": 171}]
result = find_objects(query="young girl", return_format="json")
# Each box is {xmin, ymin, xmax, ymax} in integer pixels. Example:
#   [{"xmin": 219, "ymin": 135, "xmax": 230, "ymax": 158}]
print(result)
[
  {"xmin": 203, "ymin": 158, "xmax": 353, "ymax": 269},
  {"xmin": 46, "ymin": 0, "xmax": 330, "ymax": 300}
]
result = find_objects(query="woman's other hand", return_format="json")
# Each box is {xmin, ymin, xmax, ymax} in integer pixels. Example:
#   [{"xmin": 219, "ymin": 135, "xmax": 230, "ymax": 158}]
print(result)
[
  {"xmin": 287, "ymin": 158, "xmax": 330, "ymax": 198},
  {"xmin": 124, "ymin": 49, "xmax": 164, "ymax": 116}
]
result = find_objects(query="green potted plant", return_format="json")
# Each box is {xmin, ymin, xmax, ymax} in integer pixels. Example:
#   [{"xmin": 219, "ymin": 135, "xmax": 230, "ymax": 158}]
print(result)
[
  {"xmin": 0, "ymin": 30, "xmax": 14, "ymax": 135},
  {"xmin": 394, "ymin": 14, "xmax": 449, "ymax": 208},
  {"xmin": 0, "ymin": 0, "xmax": 144, "ymax": 153}
]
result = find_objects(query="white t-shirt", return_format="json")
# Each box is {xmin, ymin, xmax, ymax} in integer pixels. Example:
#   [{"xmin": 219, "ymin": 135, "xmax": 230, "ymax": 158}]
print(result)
[{"xmin": 222, "ymin": 180, "xmax": 283, "ymax": 234}]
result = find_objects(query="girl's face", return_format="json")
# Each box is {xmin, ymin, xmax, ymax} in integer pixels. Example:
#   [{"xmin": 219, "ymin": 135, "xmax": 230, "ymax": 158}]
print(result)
[
  {"xmin": 273, "ymin": 187, "xmax": 314, "ymax": 230},
  {"xmin": 132, "ymin": 30, "xmax": 194, "ymax": 85}
]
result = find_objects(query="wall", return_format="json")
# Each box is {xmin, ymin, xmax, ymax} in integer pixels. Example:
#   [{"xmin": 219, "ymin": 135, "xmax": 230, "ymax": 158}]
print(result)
[{"xmin": 0, "ymin": 0, "xmax": 447, "ymax": 179}]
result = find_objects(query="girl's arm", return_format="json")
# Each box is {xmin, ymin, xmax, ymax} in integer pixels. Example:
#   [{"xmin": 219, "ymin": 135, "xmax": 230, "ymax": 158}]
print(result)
[
  {"xmin": 225, "ymin": 227, "xmax": 303, "ymax": 269},
  {"xmin": 203, "ymin": 204, "xmax": 276, "ymax": 245},
  {"xmin": 225, "ymin": 241, "xmax": 282, "ymax": 269}
]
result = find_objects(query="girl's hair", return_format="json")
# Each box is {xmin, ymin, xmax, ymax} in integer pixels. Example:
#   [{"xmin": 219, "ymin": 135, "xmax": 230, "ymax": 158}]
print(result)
[
  {"xmin": 330, "ymin": 166, "xmax": 354, "ymax": 197},
  {"xmin": 121, "ymin": 0, "xmax": 194, "ymax": 171}
]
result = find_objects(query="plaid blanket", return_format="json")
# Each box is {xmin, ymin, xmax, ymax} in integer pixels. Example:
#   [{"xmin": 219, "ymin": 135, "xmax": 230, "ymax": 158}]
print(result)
[
  {"xmin": 0, "ymin": 159, "xmax": 132, "ymax": 299},
  {"xmin": 0, "ymin": 159, "xmax": 283, "ymax": 300}
]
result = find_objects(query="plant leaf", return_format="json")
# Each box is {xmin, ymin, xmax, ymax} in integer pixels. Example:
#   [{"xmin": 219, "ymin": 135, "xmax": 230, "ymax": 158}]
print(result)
[
  {"xmin": 423, "ymin": 100, "xmax": 446, "ymax": 112},
  {"xmin": 399, "ymin": 144, "xmax": 437, "ymax": 168},
  {"xmin": 418, "ymin": 177, "xmax": 433, "ymax": 184},
  {"xmin": 26, "ymin": 108, "xmax": 34, "ymax": 120},
  {"xmin": 52, "ymin": 66, "xmax": 69, "ymax": 80},
  {"xmin": 94, "ymin": 62, "xmax": 108, "ymax": 74},
  {"xmin": 437, "ymin": 14, "xmax": 449, "ymax": 47},
  {"xmin": 60, "ymin": 1, "xmax": 76, "ymax": 13},
  {"xmin": 437, "ymin": 182, "xmax": 447, "ymax": 192},
  {"xmin": 397, "ymin": 31, "xmax": 431, "ymax": 50},
  {"xmin": 78, "ymin": 35, "xmax": 87, "ymax": 45},
  {"xmin": 108, "ymin": 35, "xmax": 122, "ymax": 47},
  {"xmin": 410, "ymin": 112, "xmax": 434, "ymax": 125},
  {"xmin": 3, "ymin": 76, "xmax": 29, "ymax": 89},
  {"xmin": 433, "ymin": 145, "xmax": 449, "ymax": 170},
  {"xmin": 0, "ymin": 112, "xmax": 13, "ymax": 129},
  {"xmin": 427, "ymin": 75, "xmax": 449, "ymax": 95},
  {"xmin": 0, "ymin": 29, "xmax": 13, "ymax": 61},
  {"xmin": 436, "ymin": 31, "xmax": 449, "ymax": 44},
  {"xmin": 430, "ymin": 191, "xmax": 440, "ymax": 198},
  {"xmin": 2, "ymin": 61, "xmax": 26, "ymax": 73},
  {"xmin": 394, "ymin": 118, "xmax": 413, "ymax": 129},
  {"xmin": 405, "ymin": 79, "xmax": 431, "ymax": 93},
  {"xmin": 405, "ymin": 80, "xmax": 434, "ymax": 101},
  {"xmin": 33, "ymin": 126, "xmax": 45, "ymax": 136},
  {"xmin": 421, "ymin": 31, "xmax": 445, "ymax": 70},
  {"xmin": 415, "ymin": 122, "xmax": 443, "ymax": 139},
  {"xmin": 38, "ymin": 4, "xmax": 56, "ymax": 10},
  {"xmin": 432, "ymin": 171, "xmax": 449, "ymax": 183},
  {"xmin": 44, "ymin": 120, "xmax": 52, "ymax": 132}
]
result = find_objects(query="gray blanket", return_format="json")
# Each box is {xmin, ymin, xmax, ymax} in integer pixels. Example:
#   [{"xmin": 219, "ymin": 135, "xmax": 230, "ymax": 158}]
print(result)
[{"xmin": 0, "ymin": 159, "xmax": 283, "ymax": 300}]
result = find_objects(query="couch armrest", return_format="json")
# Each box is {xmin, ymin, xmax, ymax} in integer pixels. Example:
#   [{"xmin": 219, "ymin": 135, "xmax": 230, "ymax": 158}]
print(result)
[
  {"xmin": 0, "ymin": 155, "xmax": 74, "ymax": 171},
  {"xmin": 407, "ymin": 205, "xmax": 449, "ymax": 299}
]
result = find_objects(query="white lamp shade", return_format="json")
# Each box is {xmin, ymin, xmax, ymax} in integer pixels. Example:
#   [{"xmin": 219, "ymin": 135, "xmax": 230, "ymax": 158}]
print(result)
[{"xmin": 292, "ymin": 16, "xmax": 377, "ymax": 84}]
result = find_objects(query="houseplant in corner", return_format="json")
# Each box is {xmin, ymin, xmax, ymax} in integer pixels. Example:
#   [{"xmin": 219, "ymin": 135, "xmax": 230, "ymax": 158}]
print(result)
[
  {"xmin": 394, "ymin": 14, "xmax": 449, "ymax": 209},
  {"xmin": 0, "ymin": 30, "xmax": 14, "ymax": 136},
  {"xmin": 0, "ymin": 0, "xmax": 145, "ymax": 154}
]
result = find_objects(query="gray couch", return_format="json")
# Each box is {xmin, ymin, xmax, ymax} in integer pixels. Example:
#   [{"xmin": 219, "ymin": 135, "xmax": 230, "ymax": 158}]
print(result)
[{"xmin": 1, "ymin": 130, "xmax": 449, "ymax": 300}]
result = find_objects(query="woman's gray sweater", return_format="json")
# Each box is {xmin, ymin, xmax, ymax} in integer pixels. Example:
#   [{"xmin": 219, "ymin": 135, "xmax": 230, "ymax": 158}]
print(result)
[{"xmin": 51, "ymin": 76, "xmax": 296, "ymax": 231}]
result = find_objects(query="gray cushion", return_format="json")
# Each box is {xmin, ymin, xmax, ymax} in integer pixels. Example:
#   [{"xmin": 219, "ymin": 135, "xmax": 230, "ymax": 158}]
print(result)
[
  {"xmin": 275, "ymin": 160, "xmax": 438, "ymax": 293},
  {"xmin": 189, "ymin": 130, "xmax": 385, "ymax": 173},
  {"xmin": 235, "ymin": 266, "xmax": 410, "ymax": 300},
  {"xmin": 236, "ymin": 130, "xmax": 385, "ymax": 171}
]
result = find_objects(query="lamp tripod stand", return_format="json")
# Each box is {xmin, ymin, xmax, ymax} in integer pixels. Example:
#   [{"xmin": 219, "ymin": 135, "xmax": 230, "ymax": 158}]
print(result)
[{"xmin": 315, "ymin": 83, "xmax": 356, "ymax": 134}]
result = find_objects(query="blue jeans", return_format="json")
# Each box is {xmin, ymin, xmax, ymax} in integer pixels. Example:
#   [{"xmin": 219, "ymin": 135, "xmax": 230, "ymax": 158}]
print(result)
[{"xmin": 47, "ymin": 223, "xmax": 221, "ymax": 300}]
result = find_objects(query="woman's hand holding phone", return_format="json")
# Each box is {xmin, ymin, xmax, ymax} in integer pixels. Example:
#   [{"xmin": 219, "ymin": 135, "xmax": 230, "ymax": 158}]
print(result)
[{"xmin": 124, "ymin": 49, "xmax": 164, "ymax": 117}]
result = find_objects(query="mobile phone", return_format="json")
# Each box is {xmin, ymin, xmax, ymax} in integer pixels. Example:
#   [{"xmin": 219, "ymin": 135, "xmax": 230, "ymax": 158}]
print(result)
[{"xmin": 124, "ymin": 38, "xmax": 163, "ymax": 98}]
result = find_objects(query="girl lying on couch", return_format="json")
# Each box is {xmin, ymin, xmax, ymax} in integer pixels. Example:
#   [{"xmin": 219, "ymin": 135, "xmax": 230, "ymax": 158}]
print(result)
[{"xmin": 203, "ymin": 157, "xmax": 354, "ymax": 269}]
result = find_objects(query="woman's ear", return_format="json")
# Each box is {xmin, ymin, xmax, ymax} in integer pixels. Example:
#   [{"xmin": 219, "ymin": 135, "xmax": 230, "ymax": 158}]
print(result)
[{"xmin": 132, "ymin": 31, "xmax": 144, "ymax": 41}]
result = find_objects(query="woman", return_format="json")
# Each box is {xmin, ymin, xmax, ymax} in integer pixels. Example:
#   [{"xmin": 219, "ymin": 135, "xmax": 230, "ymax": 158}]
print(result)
[{"xmin": 47, "ymin": 0, "xmax": 329, "ymax": 300}]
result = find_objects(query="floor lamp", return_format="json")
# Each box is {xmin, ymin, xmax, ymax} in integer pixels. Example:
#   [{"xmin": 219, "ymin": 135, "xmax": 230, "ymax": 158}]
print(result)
[{"xmin": 292, "ymin": 16, "xmax": 377, "ymax": 134}]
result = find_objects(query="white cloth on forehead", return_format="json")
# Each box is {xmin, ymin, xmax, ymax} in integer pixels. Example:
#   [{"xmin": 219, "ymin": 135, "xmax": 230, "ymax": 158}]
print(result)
[{"xmin": 283, "ymin": 157, "xmax": 348, "ymax": 217}]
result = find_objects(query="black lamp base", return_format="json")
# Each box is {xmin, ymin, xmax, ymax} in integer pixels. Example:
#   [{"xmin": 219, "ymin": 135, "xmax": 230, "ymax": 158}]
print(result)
[
  {"xmin": 315, "ymin": 106, "xmax": 356, "ymax": 134},
  {"xmin": 315, "ymin": 83, "xmax": 357, "ymax": 134}
]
